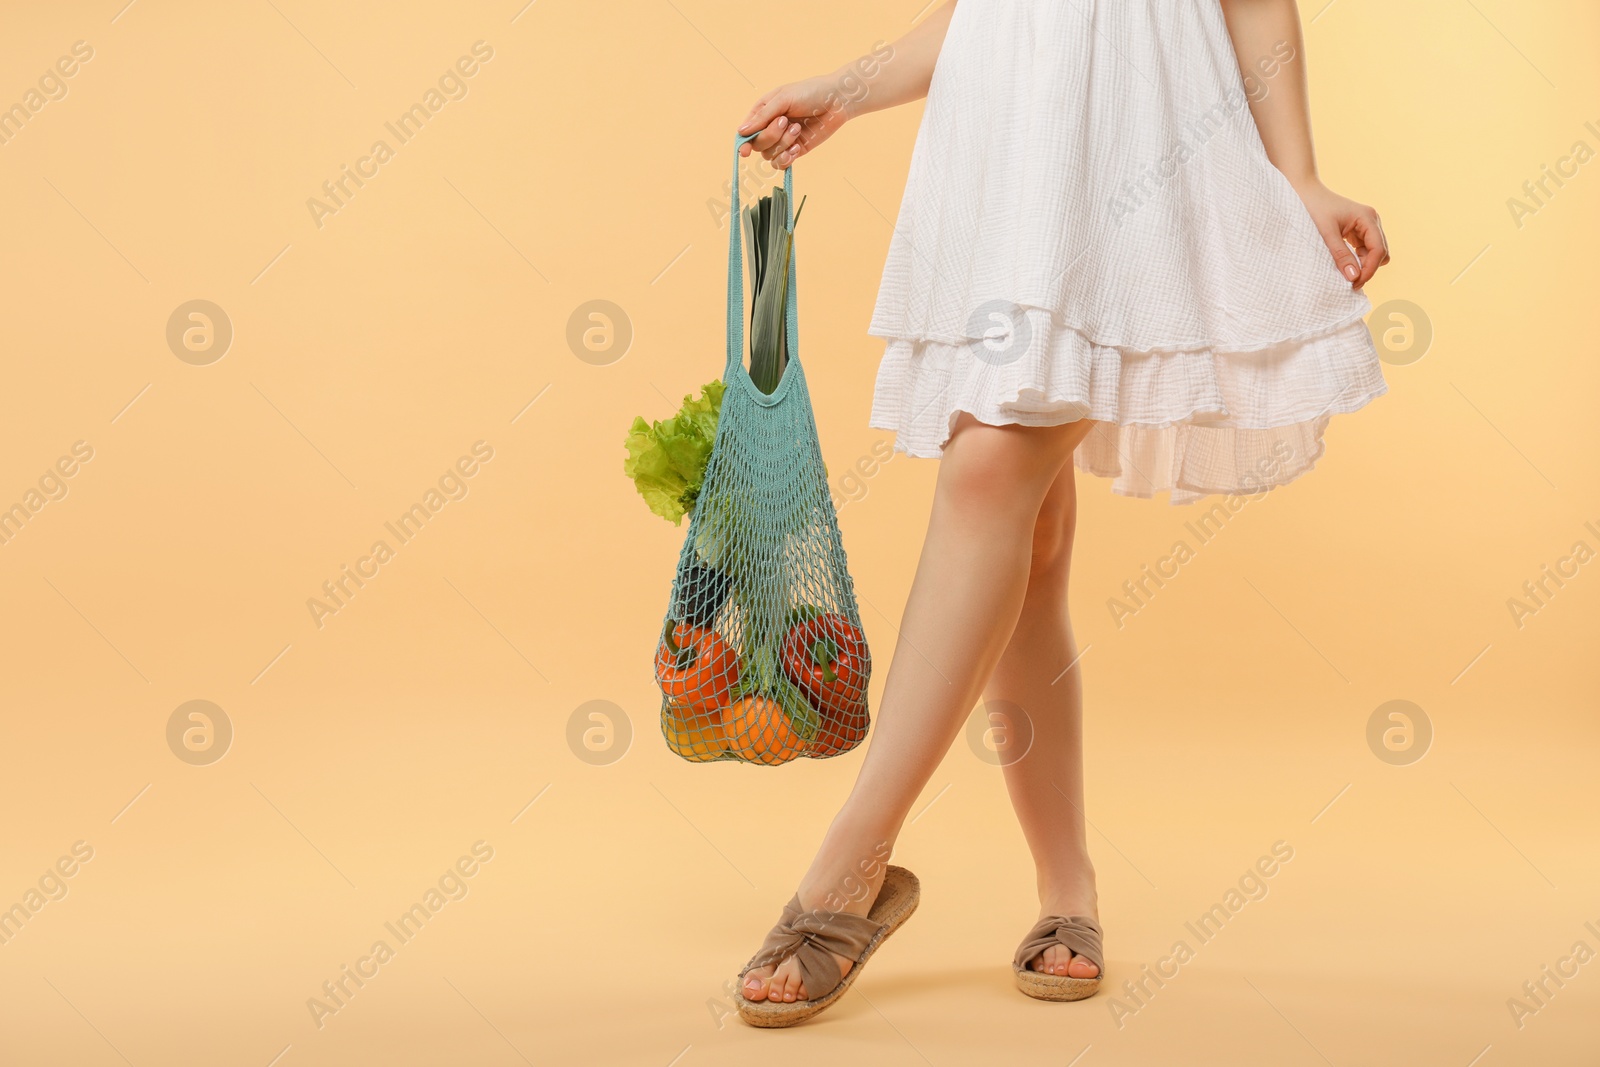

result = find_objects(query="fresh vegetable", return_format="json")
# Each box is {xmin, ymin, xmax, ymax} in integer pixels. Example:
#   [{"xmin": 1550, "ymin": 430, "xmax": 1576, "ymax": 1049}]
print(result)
[
  {"xmin": 808, "ymin": 707, "xmax": 868, "ymax": 758},
  {"xmin": 623, "ymin": 379, "xmax": 726, "ymax": 524},
  {"xmin": 780, "ymin": 605, "xmax": 869, "ymax": 717},
  {"xmin": 675, "ymin": 561, "xmax": 734, "ymax": 627},
  {"xmin": 743, "ymin": 187, "xmax": 807, "ymax": 393},
  {"xmin": 771, "ymin": 672, "xmax": 820, "ymax": 742},
  {"xmin": 691, "ymin": 488, "xmax": 742, "ymax": 571},
  {"xmin": 661, "ymin": 701, "xmax": 728, "ymax": 762},
  {"xmin": 723, "ymin": 693, "xmax": 805, "ymax": 765},
  {"xmin": 655, "ymin": 620, "xmax": 738, "ymax": 717},
  {"xmin": 725, "ymin": 640, "xmax": 820, "ymax": 760},
  {"xmin": 779, "ymin": 605, "xmax": 870, "ymax": 757}
]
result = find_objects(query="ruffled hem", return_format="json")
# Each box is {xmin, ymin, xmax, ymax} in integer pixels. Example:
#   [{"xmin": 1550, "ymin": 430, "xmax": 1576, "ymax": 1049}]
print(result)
[
  {"xmin": 867, "ymin": 301, "xmax": 1375, "ymax": 357},
  {"xmin": 867, "ymin": 306, "xmax": 1387, "ymax": 505}
]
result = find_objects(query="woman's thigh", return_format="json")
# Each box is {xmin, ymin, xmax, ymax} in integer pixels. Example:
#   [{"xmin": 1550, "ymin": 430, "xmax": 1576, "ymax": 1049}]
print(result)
[{"xmin": 934, "ymin": 413, "xmax": 1097, "ymax": 520}]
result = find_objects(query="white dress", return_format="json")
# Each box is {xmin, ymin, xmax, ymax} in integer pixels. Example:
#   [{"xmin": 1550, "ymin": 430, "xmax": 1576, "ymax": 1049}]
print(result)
[{"xmin": 867, "ymin": 0, "xmax": 1387, "ymax": 503}]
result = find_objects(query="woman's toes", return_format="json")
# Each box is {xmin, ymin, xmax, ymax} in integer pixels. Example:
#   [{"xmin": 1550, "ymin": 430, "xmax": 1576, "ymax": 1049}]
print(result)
[
  {"xmin": 770, "ymin": 960, "xmax": 799, "ymax": 1002},
  {"xmin": 1029, "ymin": 945, "xmax": 1099, "ymax": 978},
  {"xmin": 741, "ymin": 967, "xmax": 771, "ymax": 1001}
]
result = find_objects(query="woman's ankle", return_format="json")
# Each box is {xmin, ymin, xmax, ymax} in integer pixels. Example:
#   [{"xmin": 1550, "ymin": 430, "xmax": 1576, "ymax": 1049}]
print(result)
[
  {"xmin": 1036, "ymin": 858, "xmax": 1098, "ymax": 914},
  {"xmin": 798, "ymin": 830, "xmax": 900, "ymax": 912}
]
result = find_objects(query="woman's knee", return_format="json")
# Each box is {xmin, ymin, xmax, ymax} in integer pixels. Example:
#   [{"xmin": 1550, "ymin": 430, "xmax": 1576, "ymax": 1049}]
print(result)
[
  {"xmin": 1030, "ymin": 487, "xmax": 1077, "ymax": 576},
  {"xmin": 936, "ymin": 416, "xmax": 1073, "ymax": 518}
]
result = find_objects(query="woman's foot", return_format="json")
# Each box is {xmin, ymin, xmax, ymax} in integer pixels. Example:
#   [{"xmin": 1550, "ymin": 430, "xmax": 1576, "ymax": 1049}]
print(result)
[
  {"xmin": 1024, "ymin": 871, "xmax": 1100, "ymax": 979},
  {"xmin": 740, "ymin": 904, "xmax": 858, "ymax": 1002},
  {"xmin": 740, "ymin": 843, "xmax": 891, "ymax": 1002},
  {"xmin": 1027, "ymin": 935, "xmax": 1101, "ymax": 978}
]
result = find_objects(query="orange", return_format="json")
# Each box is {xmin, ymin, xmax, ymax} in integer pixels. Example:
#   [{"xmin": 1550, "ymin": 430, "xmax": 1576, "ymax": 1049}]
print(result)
[
  {"xmin": 723, "ymin": 695, "xmax": 804, "ymax": 765},
  {"xmin": 661, "ymin": 702, "xmax": 728, "ymax": 762}
]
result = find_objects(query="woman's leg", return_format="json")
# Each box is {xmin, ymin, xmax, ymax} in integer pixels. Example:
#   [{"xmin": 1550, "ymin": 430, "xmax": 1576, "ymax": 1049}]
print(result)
[
  {"xmin": 743, "ymin": 413, "xmax": 1098, "ymax": 1003},
  {"xmin": 986, "ymin": 457, "xmax": 1101, "ymax": 978}
]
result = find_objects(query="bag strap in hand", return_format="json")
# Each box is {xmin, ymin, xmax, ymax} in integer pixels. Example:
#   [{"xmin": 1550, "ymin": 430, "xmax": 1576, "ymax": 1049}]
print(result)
[{"xmin": 727, "ymin": 130, "xmax": 800, "ymax": 381}]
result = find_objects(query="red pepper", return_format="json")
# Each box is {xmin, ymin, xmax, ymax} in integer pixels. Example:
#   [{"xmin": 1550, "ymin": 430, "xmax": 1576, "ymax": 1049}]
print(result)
[
  {"xmin": 780, "ymin": 606, "xmax": 869, "ymax": 722},
  {"xmin": 808, "ymin": 702, "xmax": 869, "ymax": 758},
  {"xmin": 655, "ymin": 620, "xmax": 739, "ymax": 718}
]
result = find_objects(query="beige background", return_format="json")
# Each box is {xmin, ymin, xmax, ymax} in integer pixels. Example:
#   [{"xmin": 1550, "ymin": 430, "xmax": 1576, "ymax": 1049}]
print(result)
[{"xmin": 1, "ymin": 1, "xmax": 1596, "ymax": 1064}]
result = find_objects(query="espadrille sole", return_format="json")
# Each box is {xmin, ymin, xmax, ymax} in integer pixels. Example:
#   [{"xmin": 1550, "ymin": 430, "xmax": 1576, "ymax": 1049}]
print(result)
[
  {"xmin": 1013, "ymin": 967, "xmax": 1102, "ymax": 1001},
  {"xmin": 737, "ymin": 865, "xmax": 920, "ymax": 1028}
]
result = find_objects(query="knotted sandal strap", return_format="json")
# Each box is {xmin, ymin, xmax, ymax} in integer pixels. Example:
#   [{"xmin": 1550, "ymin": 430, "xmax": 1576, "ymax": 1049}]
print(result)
[
  {"xmin": 1013, "ymin": 914, "xmax": 1103, "ymax": 974},
  {"xmin": 740, "ymin": 893, "xmax": 885, "ymax": 999}
]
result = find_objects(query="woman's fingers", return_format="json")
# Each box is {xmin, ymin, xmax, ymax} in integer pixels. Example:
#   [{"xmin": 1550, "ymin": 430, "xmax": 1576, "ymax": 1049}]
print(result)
[
  {"xmin": 784, "ymin": 120, "xmax": 818, "ymax": 167},
  {"xmin": 737, "ymin": 89, "xmax": 777, "ymax": 133},
  {"xmin": 776, "ymin": 112, "xmax": 839, "ymax": 168},
  {"xmin": 762, "ymin": 120, "xmax": 807, "ymax": 166},
  {"xmin": 738, "ymin": 79, "xmax": 839, "ymax": 165},
  {"xmin": 1348, "ymin": 211, "xmax": 1389, "ymax": 290},
  {"xmin": 738, "ymin": 115, "xmax": 785, "ymax": 157},
  {"xmin": 738, "ymin": 90, "xmax": 797, "ymax": 148},
  {"xmin": 1315, "ymin": 218, "xmax": 1363, "ymax": 285},
  {"xmin": 744, "ymin": 115, "xmax": 793, "ymax": 157}
]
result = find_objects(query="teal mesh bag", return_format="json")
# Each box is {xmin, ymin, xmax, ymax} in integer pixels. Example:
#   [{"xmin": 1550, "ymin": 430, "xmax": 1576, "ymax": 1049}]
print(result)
[{"xmin": 654, "ymin": 132, "xmax": 872, "ymax": 765}]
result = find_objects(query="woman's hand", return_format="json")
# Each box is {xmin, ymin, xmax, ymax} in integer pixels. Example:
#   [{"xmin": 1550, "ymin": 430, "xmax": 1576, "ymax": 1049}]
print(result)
[
  {"xmin": 1291, "ymin": 178, "xmax": 1391, "ymax": 291},
  {"xmin": 1216, "ymin": 0, "xmax": 1389, "ymax": 290},
  {"xmin": 736, "ymin": 74, "xmax": 853, "ymax": 170},
  {"xmin": 734, "ymin": 5, "xmax": 959, "ymax": 168}
]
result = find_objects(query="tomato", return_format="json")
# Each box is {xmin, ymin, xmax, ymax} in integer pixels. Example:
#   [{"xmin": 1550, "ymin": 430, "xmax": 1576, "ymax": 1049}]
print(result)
[{"xmin": 655, "ymin": 620, "xmax": 739, "ymax": 717}]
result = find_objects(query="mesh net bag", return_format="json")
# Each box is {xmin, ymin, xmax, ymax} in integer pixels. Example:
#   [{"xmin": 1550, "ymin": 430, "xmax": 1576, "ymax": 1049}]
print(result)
[{"xmin": 655, "ymin": 132, "xmax": 872, "ymax": 765}]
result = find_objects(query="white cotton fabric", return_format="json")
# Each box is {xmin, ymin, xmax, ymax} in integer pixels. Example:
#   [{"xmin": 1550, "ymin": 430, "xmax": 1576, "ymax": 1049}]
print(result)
[{"xmin": 866, "ymin": 0, "xmax": 1387, "ymax": 503}]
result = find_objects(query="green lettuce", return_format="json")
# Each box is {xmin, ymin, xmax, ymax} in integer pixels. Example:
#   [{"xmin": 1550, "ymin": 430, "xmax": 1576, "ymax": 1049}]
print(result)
[{"xmin": 623, "ymin": 379, "xmax": 726, "ymax": 525}]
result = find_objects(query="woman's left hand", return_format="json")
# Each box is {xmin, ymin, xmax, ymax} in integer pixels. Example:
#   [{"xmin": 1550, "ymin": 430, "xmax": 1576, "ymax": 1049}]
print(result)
[{"xmin": 1292, "ymin": 179, "xmax": 1390, "ymax": 291}]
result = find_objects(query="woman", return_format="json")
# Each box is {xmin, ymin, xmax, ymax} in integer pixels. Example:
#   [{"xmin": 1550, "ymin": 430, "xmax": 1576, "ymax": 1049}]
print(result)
[{"xmin": 733, "ymin": 0, "xmax": 1390, "ymax": 1026}]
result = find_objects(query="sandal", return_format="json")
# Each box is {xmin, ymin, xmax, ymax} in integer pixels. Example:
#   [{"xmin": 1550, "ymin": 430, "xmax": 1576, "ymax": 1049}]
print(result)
[
  {"xmin": 736, "ymin": 865, "xmax": 920, "ymax": 1028},
  {"xmin": 1012, "ymin": 913, "xmax": 1104, "ymax": 1001}
]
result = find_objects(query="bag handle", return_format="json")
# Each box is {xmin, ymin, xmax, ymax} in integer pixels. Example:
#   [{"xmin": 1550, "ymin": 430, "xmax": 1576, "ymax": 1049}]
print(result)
[{"xmin": 727, "ymin": 130, "xmax": 800, "ymax": 380}]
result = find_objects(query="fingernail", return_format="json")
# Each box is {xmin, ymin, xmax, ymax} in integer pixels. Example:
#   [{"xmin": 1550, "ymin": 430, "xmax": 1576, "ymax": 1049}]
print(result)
[
  {"xmin": 1344, "ymin": 265, "xmax": 1358, "ymax": 279},
  {"xmin": 776, "ymin": 116, "xmax": 787, "ymax": 129}
]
